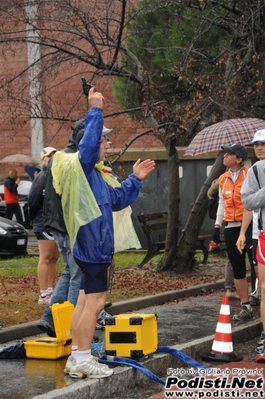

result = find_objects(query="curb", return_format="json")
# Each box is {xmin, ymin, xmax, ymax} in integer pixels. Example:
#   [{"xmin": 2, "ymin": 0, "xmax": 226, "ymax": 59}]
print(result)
[{"xmin": 0, "ymin": 279, "xmax": 226, "ymax": 344}]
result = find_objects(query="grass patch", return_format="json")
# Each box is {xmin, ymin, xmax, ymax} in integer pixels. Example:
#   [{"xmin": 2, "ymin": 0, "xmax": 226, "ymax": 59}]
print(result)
[{"xmin": 0, "ymin": 251, "xmax": 226, "ymax": 327}]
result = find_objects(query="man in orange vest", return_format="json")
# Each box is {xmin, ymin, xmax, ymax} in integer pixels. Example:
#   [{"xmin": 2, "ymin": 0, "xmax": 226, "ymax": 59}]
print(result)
[{"xmin": 4, "ymin": 168, "xmax": 23, "ymax": 225}]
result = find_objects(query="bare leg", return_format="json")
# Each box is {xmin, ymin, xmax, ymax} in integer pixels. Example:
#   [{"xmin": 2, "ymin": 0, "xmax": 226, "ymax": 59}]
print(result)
[
  {"xmin": 37, "ymin": 240, "xmax": 59, "ymax": 291},
  {"xmin": 77, "ymin": 291, "xmax": 106, "ymax": 351},
  {"xmin": 71, "ymin": 290, "xmax": 86, "ymax": 347}
]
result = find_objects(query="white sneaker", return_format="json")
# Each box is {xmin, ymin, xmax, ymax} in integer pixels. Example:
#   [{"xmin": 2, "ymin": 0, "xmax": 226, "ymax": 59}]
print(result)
[
  {"xmin": 233, "ymin": 305, "xmax": 253, "ymax": 322},
  {"xmin": 96, "ymin": 310, "xmax": 114, "ymax": 330},
  {"xmin": 256, "ymin": 331, "xmax": 265, "ymax": 354},
  {"xmin": 250, "ymin": 289, "xmax": 261, "ymax": 306},
  {"xmin": 64, "ymin": 355, "xmax": 76, "ymax": 374},
  {"xmin": 38, "ymin": 295, "xmax": 51, "ymax": 305},
  {"xmin": 69, "ymin": 356, "xmax": 113, "ymax": 379}
]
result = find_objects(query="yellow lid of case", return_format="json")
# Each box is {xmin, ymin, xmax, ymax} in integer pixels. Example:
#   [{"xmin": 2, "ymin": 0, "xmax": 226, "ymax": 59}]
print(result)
[{"xmin": 51, "ymin": 301, "xmax": 74, "ymax": 342}]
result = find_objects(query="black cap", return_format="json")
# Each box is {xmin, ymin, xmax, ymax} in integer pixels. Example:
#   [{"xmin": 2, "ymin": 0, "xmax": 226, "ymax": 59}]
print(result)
[
  {"xmin": 221, "ymin": 144, "xmax": 248, "ymax": 161},
  {"xmin": 35, "ymin": 165, "xmax": 42, "ymax": 173},
  {"xmin": 65, "ymin": 119, "xmax": 85, "ymax": 153},
  {"xmin": 64, "ymin": 119, "xmax": 113, "ymax": 154}
]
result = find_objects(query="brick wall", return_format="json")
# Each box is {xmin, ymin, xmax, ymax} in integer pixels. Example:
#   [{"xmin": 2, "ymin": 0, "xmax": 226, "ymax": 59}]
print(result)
[{"xmin": 0, "ymin": 1, "xmax": 162, "ymax": 180}]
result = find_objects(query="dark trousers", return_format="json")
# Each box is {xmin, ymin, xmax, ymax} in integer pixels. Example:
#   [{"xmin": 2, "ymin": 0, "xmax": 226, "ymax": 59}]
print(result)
[
  {"xmin": 5, "ymin": 203, "xmax": 23, "ymax": 225},
  {"xmin": 224, "ymin": 224, "xmax": 253, "ymax": 280}
]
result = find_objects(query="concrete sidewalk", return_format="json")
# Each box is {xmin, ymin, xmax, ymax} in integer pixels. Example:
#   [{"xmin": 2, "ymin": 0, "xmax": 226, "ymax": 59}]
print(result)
[{"xmin": 0, "ymin": 280, "xmax": 262, "ymax": 399}]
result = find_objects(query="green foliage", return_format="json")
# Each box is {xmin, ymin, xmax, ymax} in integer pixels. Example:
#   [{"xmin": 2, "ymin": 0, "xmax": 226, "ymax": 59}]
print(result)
[
  {"xmin": 116, "ymin": 1, "xmax": 230, "ymax": 109},
  {"xmin": 114, "ymin": 78, "xmax": 142, "ymax": 119},
  {"xmin": 115, "ymin": 0, "xmax": 265, "ymax": 127}
]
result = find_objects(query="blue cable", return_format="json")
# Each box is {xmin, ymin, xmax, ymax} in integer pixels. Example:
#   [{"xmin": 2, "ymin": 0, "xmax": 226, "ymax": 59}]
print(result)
[
  {"xmin": 91, "ymin": 342, "xmax": 103, "ymax": 356},
  {"xmin": 99, "ymin": 354, "xmax": 165, "ymax": 385},
  {"xmin": 157, "ymin": 346, "xmax": 210, "ymax": 370},
  {"xmin": 98, "ymin": 345, "xmax": 210, "ymax": 386}
]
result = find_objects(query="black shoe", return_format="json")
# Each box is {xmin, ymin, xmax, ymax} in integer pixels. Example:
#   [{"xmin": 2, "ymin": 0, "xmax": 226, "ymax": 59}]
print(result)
[
  {"xmin": 37, "ymin": 319, "xmax": 56, "ymax": 337},
  {"xmin": 104, "ymin": 301, "xmax": 112, "ymax": 309}
]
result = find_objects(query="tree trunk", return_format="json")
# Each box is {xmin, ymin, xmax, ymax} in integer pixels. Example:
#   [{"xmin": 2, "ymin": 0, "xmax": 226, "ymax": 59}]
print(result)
[
  {"xmin": 158, "ymin": 152, "xmax": 226, "ymax": 273},
  {"xmin": 156, "ymin": 143, "xmax": 180, "ymax": 271}
]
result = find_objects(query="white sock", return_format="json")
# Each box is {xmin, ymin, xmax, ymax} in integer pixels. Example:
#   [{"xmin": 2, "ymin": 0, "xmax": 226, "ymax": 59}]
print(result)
[
  {"xmin": 71, "ymin": 345, "xmax": 78, "ymax": 358},
  {"xmin": 75, "ymin": 349, "xmax": 92, "ymax": 364}
]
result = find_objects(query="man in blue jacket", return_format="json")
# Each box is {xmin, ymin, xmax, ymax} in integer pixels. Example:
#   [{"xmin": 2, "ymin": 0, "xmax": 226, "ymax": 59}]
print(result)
[
  {"xmin": 52, "ymin": 88, "xmax": 155, "ymax": 379},
  {"xmin": 38, "ymin": 121, "xmax": 112, "ymax": 336}
]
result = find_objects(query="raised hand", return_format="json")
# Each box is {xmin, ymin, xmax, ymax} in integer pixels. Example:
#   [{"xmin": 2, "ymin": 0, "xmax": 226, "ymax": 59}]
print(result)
[
  {"xmin": 133, "ymin": 159, "xmax": 155, "ymax": 180},
  {"xmin": 88, "ymin": 87, "xmax": 104, "ymax": 109}
]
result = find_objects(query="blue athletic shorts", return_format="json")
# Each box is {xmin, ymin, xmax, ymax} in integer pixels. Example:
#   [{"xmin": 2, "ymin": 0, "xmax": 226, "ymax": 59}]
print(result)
[{"xmin": 74, "ymin": 259, "xmax": 109, "ymax": 294}]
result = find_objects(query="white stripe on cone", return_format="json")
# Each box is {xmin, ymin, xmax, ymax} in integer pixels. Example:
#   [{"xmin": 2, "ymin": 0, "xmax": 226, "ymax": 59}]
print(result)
[
  {"xmin": 219, "ymin": 304, "xmax": 230, "ymax": 315},
  {"xmin": 215, "ymin": 322, "xmax": 232, "ymax": 334},
  {"xmin": 211, "ymin": 295, "xmax": 234, "ymax": 354},
  {"xmin": 212, "ymin": 340, "xmax": 233, "ymax": 353}
]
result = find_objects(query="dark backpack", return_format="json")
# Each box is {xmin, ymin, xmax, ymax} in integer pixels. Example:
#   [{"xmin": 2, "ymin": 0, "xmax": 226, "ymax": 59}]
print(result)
[{"xmin": 208, "ymin": 191, "xmax": 219, "ymax": 220}]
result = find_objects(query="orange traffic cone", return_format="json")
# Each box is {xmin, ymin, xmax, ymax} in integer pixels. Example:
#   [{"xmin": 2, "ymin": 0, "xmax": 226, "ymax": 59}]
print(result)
[{"xmin": 201, "ymin": 295, "xmax": 242, "ymax": 362}]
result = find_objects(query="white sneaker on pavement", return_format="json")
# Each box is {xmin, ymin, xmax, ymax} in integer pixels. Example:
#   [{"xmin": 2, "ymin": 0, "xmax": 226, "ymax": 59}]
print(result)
[
  {"xmin": 96, "ymin": 310, "xmax": 114, "ymax": 330},
  {"xmin": 64, "ymin": 355, "xmax": 76, "ymax": 374},
  {"xmin": 233, "ymin": 305, "xmax": 253, "ymax": 322},
  {"xmin": 69, "ymin": 356, "xmax": 113, "ymax": 379}
]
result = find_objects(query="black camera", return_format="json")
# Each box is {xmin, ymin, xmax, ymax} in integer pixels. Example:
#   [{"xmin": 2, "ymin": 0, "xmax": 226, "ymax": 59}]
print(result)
[{"xmin": 81, "ymin": 78, "xmax": 95, "ymax": 97}]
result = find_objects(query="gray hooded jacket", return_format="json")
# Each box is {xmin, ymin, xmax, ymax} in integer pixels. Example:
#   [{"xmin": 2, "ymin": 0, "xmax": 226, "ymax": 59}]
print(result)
[{"xmin": 241, "ymin": 160, "xmax": 265, "ymax": 231}]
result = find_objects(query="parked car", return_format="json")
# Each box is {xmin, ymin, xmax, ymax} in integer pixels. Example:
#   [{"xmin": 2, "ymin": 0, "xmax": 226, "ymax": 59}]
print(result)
[{"xmin": 0, "ymin": 217, "xmax": 28, "ymax": 257}]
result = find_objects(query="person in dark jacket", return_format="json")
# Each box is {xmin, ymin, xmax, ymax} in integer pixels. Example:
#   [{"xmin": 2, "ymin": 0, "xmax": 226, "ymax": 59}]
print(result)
[
  {"xmin": 28, "ymin": 147, "xmax": 59, "ymax": 305},
  {"xmin": 4, "ymin": 169, "xmax": 23, "ymax": 225},
  {"xmin": 37, "ymin": 126, "xmax": 85, "ymax": 336}
]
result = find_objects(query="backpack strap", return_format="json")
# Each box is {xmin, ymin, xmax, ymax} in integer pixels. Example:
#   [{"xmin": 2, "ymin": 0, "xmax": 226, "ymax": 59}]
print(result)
[
  {"xmin": 252, "ymin": 164, "xmax": 260, "ymax": 188},
  {"xmin": 252, "ymin": 164, "xmax": 262, "ymax": 230}
]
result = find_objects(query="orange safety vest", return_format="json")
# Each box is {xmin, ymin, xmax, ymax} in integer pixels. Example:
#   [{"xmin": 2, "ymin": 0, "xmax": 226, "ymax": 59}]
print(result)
[
  {"xmin": 218, "ymin": 166, "xmax": 248, "ymax": 223},
  {"xmin": 4, "ymin": 186, "xmax": 19, "ymax": 204}
]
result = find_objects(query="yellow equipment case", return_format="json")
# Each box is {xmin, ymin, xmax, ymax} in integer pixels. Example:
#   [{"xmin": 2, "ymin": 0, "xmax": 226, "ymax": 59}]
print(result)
[
  {"xmin": 105, "ymin": 313, "xmax": 158, "ymax": 358},
  {"xmin": 24, "ymin": 301, "xmax": 74, "ymax": 360}
]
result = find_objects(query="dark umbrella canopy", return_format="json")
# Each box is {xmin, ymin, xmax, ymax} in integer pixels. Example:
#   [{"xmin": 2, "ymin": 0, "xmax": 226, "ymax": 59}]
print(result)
[{"xmin": 185, "ymin": 118, "xmax": 265, "ymax": 156}]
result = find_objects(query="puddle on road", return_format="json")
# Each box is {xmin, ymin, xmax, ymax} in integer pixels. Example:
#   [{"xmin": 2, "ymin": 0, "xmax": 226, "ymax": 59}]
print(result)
[
  {"xmin": 0, "ymin": 357, "xmax": 77, "ymax": 399},
  {"xmin": 0, "ymin": 336, "xmax": 104, "ymax": 399}
]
